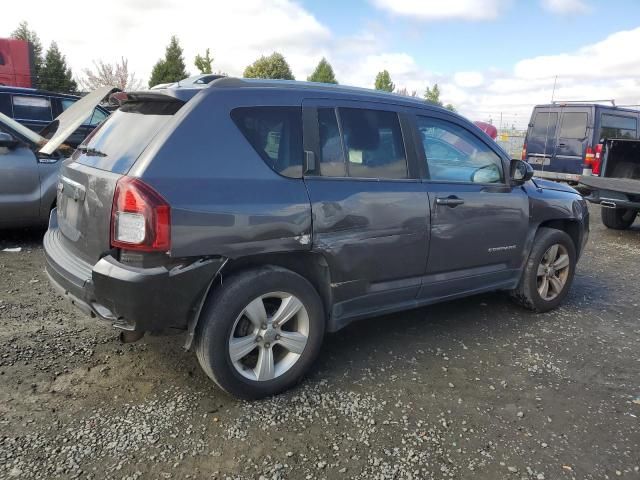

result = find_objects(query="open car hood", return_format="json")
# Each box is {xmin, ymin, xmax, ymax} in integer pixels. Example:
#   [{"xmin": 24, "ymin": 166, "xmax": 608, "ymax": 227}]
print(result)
[
  {"xmin": 39, "ymin": 86, "xmax": 117, "ymax": 155},
  {"xmin": 0, "ymin": 111, "xmax": 46, "ymax": 146}
]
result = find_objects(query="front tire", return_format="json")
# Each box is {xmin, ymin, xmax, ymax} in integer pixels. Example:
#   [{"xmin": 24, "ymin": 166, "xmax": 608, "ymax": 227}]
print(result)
[
  {"xmin": 195, "ymin": 266, "xmax": 325, "ymax": 399},
  {"xmin": 601, "ymin": 207, "xmax": 637, "ymax": 230},
  {"xmin": 510, "ymin": 228, "xmax": 576, "ymax": 312}
]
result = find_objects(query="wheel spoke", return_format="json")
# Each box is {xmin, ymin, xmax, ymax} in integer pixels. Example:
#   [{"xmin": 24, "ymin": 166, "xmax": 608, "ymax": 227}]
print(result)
[
  {"xmin": 539, "ymin": 276, "xmax": 549, "ymax": 298},
  {"xmin": 229, "ymin": 335, "xmax": 257, "ymax": 362},
  {"xmin": 255, "ymin": 346, "xmax": 275, "ymax": 381},
  {"xmin": 549, "ymin": 275, "xmax": 564, "ymax": 295},
  {"xmin": 243, "ymin": 297, "xmax": 267, "ymax": 328},
  {"xmin": 537, "ymin": 263, "xmax": 546, "ymax": 277},
  {"xmin": 546, "ymin": 244, "xmax": 559, "ymax": 263},
  {"xmin": 272, "ymin": 295, "xmax": 303, "ymax": 327},
  {"xmin": 553, "ymin": 254, "xmax": 569, "ymax": 270},
  {"xmin": 277, "ymin": 331, "xmax": 308, "ymax": 355}
]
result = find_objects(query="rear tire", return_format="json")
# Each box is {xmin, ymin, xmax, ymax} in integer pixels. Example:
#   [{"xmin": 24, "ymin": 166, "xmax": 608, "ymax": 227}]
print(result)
[
  {"xmin": 195, "ymin": 266, "xmax": 325, "ymax": 399},
  {"xmin": 601, "ymin": 207, "xmax": 637, "ymax": 230},
  {"xmin": 510, "ymin": 227, "xmax": 576, "ymax": 312}
]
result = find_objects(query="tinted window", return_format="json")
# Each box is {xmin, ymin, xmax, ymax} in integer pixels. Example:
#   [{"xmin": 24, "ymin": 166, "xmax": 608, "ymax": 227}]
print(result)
[
  {"xmin": 75, "ymin": 100, "xmax": 181, "ymax": 174},
  {"xmin": 12, "ymin": 95, "xmax": 52, "ymax": 121},
  {"xmin": 317, "ymin": 107, "xmax": 345, "ymax": 177},
  {"xmin": 338, "ymin": 108, "xmax": 407, "ymax": 179},
  {"xmin": 600, "ymin": 114, "xmax": 637, "ymax": 139},
  {"xmin": 417, "ymin": 116, "xmax": 504, "ymax": 184},
  {"xmin": 0, "ymin": 93, "xmax": 11, "ymax": 116},
  {"xmin": 232, "ymin": 107, "xmax": 303, "ymax": 178},
  {"xmin": 559, "ymin": 112, "xmax": 587, "ymax": 139},
  {"xmin": 531, "ymin": 112, "xmax": 558, "ymax": 139}
]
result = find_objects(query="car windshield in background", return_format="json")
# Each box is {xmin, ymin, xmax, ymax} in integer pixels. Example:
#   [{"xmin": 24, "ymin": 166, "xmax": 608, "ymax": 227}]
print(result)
[
  {"xmin": 601, "ymin": 114, "xmax": 638, "ymax": 139},
  {"xmin": 75, "ymin": 100, "xmax": 181, "ymax": 174},
  {"xmin": 559, "ymin": 112, "xmax": 587, "ymax": 139}
]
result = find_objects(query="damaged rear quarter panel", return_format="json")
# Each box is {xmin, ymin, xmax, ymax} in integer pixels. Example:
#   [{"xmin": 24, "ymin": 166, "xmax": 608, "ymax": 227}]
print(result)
[{"xmin": 130, "ymin": 88, "xmax": 312, "ymax": 259}]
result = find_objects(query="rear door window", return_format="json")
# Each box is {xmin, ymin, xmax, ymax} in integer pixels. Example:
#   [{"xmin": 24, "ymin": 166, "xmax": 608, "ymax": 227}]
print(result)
[
  {"xmin": 600, "ymin": 114, "xmax": 637, "ymax": 139},
  {"xmin": 12, "ymin": 95, "xmax": 52, "ymax": 121},
  {"xmin": 0, "ymin": 93, "xmax": 11, "ymax": 116},
  {"xmin": 62, "ymin": 98, "xmax": 109, "ymax": 126},
  {"xmin": 531, "ymin": 112, "xmax": 558, "ymax": 139},
  {"xmin": 317, "ymin": 107, "xmax": 346, "ymax": 177},
  {"xmin": 559, "ymin": 112, "xmax": 587, "ymax": 139},
  {"xmin": 338, "ymin": 108, "xmax": 408, "ymax": 179},
  {"xmin": 231, "ymin": 106, "xmax": 303, "ymax": 178}
]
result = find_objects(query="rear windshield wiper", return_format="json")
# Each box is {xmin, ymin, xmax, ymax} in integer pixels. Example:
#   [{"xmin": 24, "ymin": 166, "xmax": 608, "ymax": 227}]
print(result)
[{"xmin": 77, "ymin": 145, "xmax": 107, "ymax": 157}]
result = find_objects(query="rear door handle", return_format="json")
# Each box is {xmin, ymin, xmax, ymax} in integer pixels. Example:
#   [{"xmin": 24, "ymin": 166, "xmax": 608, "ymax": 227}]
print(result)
[
  {"xmin": 436, "ymin": 196, "xmax": 464, "ymax": 207},
  {"xmin": 557, "ymin": 143, "xmax": 566, "ymax": 147}
]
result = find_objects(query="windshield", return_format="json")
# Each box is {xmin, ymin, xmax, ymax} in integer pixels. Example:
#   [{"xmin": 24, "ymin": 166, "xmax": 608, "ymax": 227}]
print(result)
[{"xmin": 75, "ymin": 100, "xmax": 182, "ymax": 174}]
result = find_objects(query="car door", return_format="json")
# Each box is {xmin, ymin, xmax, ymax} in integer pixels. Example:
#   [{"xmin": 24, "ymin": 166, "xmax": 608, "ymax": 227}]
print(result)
[
  {"xmin": 302, "ymin": 99, "xmax": 429, "ymax": 324},
  {"xmin": 0, "ymin": 130, "xmax": 40, "ymax": 226},
  {"xmin": 414, "ymin": 113, "xmax": 529, "ymax": 300},
  {"xmin": 525, "ymin": 108, "xmax": 559, "ymax": 173},
  {"xmin": 555, "ymin": 107, "xmax": 589, "ymax": 175}
]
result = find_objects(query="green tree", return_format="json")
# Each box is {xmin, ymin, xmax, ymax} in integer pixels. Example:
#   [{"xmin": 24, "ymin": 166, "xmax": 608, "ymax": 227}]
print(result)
[
  {"xmin": 243, "ymin": 52, "xmax": 294, "ymax": 80},
  {"xmin": 194, "ymin": 48, "xmax": 213, "ymax": 74},
  {"xmin": 374, "ymin": 70, "xmax": 394, "ymax": 92},
  {"xmin": 39, "ymin": 42, "xmax": 77, "ymax": 93},
  {"xmin": 10, "ymin": 21, "xmax": 44, "ymax": 87},
  {"xmin": 307, "ymin": 57, "xmax": 337, "ymax": 84},
  {"xmin": 424, "ymin": 83, "xmax": 456, "ymax": 111},
  {"xmin": 148, "ymin": 36, "xmax": 189, "ymax": 88}
]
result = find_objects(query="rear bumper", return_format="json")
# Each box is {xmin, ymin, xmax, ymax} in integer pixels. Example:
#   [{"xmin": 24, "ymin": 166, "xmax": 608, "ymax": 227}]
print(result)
[{"xmin": 44, "ymin": 213, "xmax": 225, "ymax": 332}]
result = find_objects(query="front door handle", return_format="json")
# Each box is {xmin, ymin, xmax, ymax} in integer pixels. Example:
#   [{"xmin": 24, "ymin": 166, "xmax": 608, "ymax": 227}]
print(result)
[{"xmin": 436, "ymin": 196, "xmax": 464, "ymax": 207}]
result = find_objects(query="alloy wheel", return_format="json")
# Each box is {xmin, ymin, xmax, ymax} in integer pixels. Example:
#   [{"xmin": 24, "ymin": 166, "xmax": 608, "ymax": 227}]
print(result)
[
  {"xmin": 228, "ymin": 292, "xmax": 310, "ymax": 381},
  {"xmin": 536, "ymin": 243, "xmax": 570, "ymax": 301}
]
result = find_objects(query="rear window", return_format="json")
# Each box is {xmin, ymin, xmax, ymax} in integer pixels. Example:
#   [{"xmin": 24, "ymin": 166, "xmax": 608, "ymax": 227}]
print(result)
[
  {"xmin": 231, "ymin": 106, "xmax": 303, "ymax": 178},
  {"xmin": 559, "ymin": 112, "xmax": 587, "ymax": 139},
  {"xmin": 600, "ymin": 114, "xmax": 637, "ymax": 139},
  {"xmin": 531, "ymin": 112, "xmax": 558, "ymax": 139},
  {"xmin": 75, "ymin": 100, "xmax": 181, "ymax": 174},
  {"xmin": 12, "ymin": 94, "xmax": 52, "ymax": 122}
]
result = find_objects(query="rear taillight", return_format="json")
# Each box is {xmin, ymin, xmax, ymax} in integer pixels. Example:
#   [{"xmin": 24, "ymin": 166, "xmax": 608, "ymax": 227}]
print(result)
[
  {"xmin": 583, "ymin": 146, "xmax": 595, "ymax": 176},
  {"xmin": 521, "ymin": 143, "xmax": 527, "ymax": 160},
  {"xmin": 111, "ymin": 177, "xmax": 170, "ymax": 252},
  {"xmin": 592, "ymin": 143, "xmax": 603, "ymax": 176}
]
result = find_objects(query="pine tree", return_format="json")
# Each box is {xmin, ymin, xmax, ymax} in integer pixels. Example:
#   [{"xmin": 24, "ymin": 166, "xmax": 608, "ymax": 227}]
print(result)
[
  {"xmin": 10, "ymin": 21, "xmax": 44, "ymax": 88},
  {"xmin": 39, "ymin": 42, "xmax": 77, "ymax": 93},
  {"xmin": 148, "ymin": 36, "xmax": 189, "ymax": 87},
  {"xmin": 194, "ymin": 49, "xmax": 213, "ymax": 74},
  {"xmin": 243, "ymin": 52, "xmax": 294, "ymax": 80},
  {"xmin": 374, "ymin": 70, "xmax": 394, "ymax": 92},
  {"xmin": 307, "ymin": 58, "xmax": 338, "ymax": 84},
  {"xmin": 424, "ymin": 84, "xmax": 442, "ymax": 105}
]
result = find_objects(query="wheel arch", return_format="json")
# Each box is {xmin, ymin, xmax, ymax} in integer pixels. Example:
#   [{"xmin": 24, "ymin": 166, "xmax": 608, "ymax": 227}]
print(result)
[
  {"xmin": 537, "ymin": 219, "xmax": 581, "ymax": 255},
  {"xmin": 184, "ymin": 251, "xmax": 333, "ymax": 350}
]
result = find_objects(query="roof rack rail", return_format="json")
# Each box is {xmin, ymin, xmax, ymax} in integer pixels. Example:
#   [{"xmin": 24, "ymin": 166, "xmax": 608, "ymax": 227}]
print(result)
[{"xmin": 551, "ymin": 99, "xmax": 616, "ymax": 106}]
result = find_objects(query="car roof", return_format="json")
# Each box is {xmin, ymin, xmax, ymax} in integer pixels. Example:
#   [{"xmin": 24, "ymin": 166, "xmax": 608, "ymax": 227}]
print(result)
[
  {"xmin": 533, "ymin": 103, "xmax": 640, "ymax": 115},
  {"xmin": 0, "ymin": 85, "xmax": 81, "ymax": 100},
  {"xmin": 141, "ymin": 77, "xmax": 456, "ymax": 115}
]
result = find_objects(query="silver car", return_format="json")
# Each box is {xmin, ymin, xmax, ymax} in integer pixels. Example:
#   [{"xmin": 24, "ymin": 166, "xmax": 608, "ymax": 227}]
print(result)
[{"xmin": 0, "ymin": 87, "xmax": 115, "ymax": 228}]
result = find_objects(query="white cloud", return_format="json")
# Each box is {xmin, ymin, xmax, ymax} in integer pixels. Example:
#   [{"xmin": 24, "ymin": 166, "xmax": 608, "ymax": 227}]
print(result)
[
  {"xmin": 541, "ymin": 0, "xmax": 591, "ymax": 14},
  {"xmin": 453, "ymin": 71, "xmax": 484, "ymax": 88},
  {"xmin": 371, "ymin": 0, "xmax": 509, "ymax": 21}
]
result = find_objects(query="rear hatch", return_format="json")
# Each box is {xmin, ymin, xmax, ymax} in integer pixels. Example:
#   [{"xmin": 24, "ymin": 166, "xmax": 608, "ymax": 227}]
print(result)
[{"xmin": 53, "ymin": 94, "xmax": 184, "ymax": 265}]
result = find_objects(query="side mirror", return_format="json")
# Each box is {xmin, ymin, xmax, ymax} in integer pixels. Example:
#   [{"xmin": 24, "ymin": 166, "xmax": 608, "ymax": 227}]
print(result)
[
  {"xmin": 510, "ymin": 159, "xmax": 534, "ymax": 185},
  {"xmin": 0, "ymin": 132, "xmax": 19, "ymax": 149}
]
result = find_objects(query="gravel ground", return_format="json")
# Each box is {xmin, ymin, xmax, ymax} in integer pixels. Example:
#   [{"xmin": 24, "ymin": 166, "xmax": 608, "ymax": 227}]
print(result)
[{"xmin": 0, "ymin": 204, "xmax": 638, "ymax": 480}]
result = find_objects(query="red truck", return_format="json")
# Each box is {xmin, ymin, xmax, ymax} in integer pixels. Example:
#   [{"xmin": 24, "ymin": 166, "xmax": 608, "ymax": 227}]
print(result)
[{"xmin": 0, "ymin": 38, "xmax": 35, "ymax": 88}]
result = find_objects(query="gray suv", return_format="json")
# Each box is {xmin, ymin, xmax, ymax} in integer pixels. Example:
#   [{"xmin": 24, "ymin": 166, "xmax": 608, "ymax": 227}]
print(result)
[{"xmin": 44, "ymin": 79, "xmax": 589, "ymax": 399}]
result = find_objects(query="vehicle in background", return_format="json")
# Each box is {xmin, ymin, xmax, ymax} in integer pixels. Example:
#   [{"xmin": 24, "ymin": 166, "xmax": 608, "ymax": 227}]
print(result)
[
  {"xmin": 0, "ymin": 87, "xmax": 115, "ymax": 229},
  {"xmin": 474, "ymin": 121, "xmax": 498, "ymax": 140},
  {"xmin": 43, "ymin": 78, "xmax": 589, "ymax": 399},
  {"xmin": 0, "ymin": 86, "xmax": 110, "ymax": 147},
  {"xmin": 149, "ymin": 74, "xmax": 225, "ymax": 90},
  {"xmin": 579, "ymin": 139, "xmax": 640, "ymax": 229},
  {"xmin": 0, "ymin": 38, "xmax": 35, "ymax": 88},
  {"xmin": 522, "ymin": 102, "xmax": 640, "ymax": 182}
]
